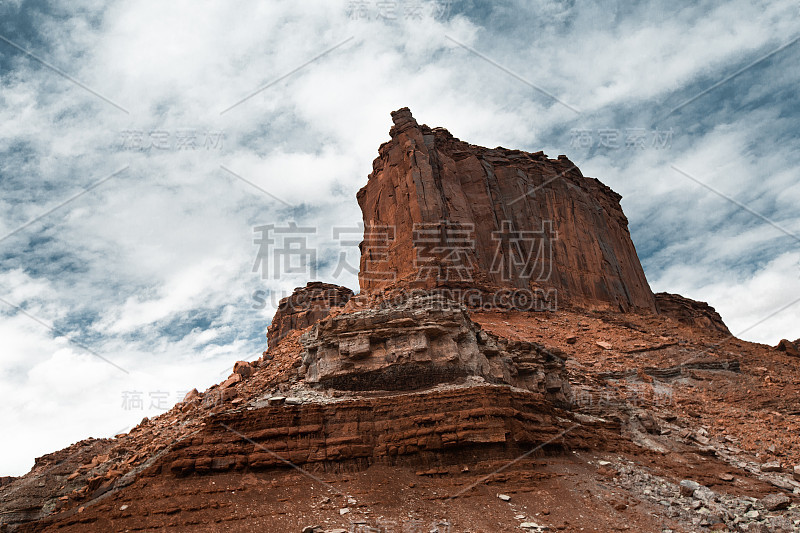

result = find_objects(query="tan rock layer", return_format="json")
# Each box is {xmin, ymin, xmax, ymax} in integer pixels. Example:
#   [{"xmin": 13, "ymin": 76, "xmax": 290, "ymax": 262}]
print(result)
[{"xmin": 299, "ymin": 293, "xmax": 571, "ymax": 405}]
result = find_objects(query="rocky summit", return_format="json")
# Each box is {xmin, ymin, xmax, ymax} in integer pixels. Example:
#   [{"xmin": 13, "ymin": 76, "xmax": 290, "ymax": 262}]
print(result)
[
  {"xmin": 2, "ymin": 109, "xmax": 800, "ymax": 533},
  {"xmin": 357, "ymin": 107, "xmax": 654, "ymax": 312}
]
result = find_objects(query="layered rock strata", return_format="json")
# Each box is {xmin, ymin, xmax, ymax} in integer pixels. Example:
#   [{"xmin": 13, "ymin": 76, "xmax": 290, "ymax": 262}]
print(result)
[
  {"xmin": 299, "ymin": 294, "xmax": 571, "ymax": 405},
  {"xmin": 162, "ymin": 386, "xmax": 588, "ymax": 478},
  {"xmin": 267, "ymin": 282, "xmax": 353, "ymax": 347},
  {"xmin": 357, "ymin": 108, "xmax": 656, "ymax": 312}
]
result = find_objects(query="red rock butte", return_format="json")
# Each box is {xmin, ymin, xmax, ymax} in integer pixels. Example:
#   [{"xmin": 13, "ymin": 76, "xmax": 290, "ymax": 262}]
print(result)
[
  {"xmin": 4, "ymin": 108, "xmax": 800, "ymax": 533},
  {"xmin": 357, "ymin": 107, "xmax": 655, "ymax": 312}
]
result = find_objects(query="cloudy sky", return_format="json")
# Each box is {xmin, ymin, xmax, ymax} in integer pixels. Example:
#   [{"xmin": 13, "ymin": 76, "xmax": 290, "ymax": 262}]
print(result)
[{"xmin": 1, "ymin": 0, "xmax": 798, "ymax": 476}]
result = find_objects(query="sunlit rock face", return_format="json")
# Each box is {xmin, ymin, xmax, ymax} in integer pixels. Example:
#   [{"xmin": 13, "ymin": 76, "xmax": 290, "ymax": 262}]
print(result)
[{"xmin": 357, "ymin": 107, "xmax": 656, "ymax": 312}]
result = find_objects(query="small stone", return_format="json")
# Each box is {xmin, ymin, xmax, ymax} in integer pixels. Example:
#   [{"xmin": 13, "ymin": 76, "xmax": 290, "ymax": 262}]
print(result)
[
  {"xmin": 566, "ymin": 336, "xmax": 577, "ymax": 344},
  {"xmin": 761, "ymin": 492, "xmax": 791, "ymax": 511},
  {"xmin": 267, "ymin": 396, "xmax": 286, "ymax": 406},
  {"xmin": 285, "ymin": 397, "xmax": 303, "ymax": 405},
  {"xmin": 718, "ymin": 473, "xmax": 734, "ymax": 482},
  {"xmin": 520, "ymin": 524, "xmax": 541, "ymax": 530},
  {"xmin": 693, "ymin": 487, "xmax": 714, "ymax": 502},
  {"xmin": 598, "ymin": 460, "xmax": 612, "ymax": 466},
  {"xmin": 612, "ymin": 501, "xmax": 628, "ymax": 511},
  {"xmin": 793, "ymin": 465, "xmax": 800, "ymax": 482},
  {"xmin": 680, "ymin": 480, "xmax": 701, "ymax": 497},
  {"xmin": 596, "ymin": 341, "xmax": 612, "ymax": 350},
  {"xmin": 339, "ymin": 508, "xmax": 350, "ymax": 515},
  {"xmin": 541, "ymin": 508, "xmax": 550, "ymax": 515},
  {"xmin": 745, "ymin": 510, "xmax": 760, "ymax": 519},
  {"xmin": 498, "ymin": 494, "xmax": 511, "ymax": 501},
  {"xmin": 301, "ymin": 527, "xmax": 320, "ymax": 533},
  {"xmin": 760, "ymin": 461, "xmax": 782, "ymax": 473},
  {"xmin": 598, "ymin": 466, "xmax": 617, "ymax": 478},
  {"xmin": 119, "ymin": 504, "xmax": 128, "ymax": 511}
]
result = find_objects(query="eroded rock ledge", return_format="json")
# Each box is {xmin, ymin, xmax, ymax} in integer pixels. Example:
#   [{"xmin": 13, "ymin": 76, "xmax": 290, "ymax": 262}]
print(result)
[
  {"xmin": 163, "ymin": 385, "xmax": 590, "ymax": 478},
  {"xmin": 299, "ymin": 294, "xmax": 571, "ymax": 406}
]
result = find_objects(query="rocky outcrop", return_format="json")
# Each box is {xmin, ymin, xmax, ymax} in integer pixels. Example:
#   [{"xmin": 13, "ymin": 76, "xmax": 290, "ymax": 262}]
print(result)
[
  {"xmin": 266, "ymin": 282, "xmax": 353, "ymax": 347},
  {"xmin": 7, "ymin": 107, "xmax": 795, "ymax": 533},
  {"xmin": 299, "ymin": 293, "xmax": 571, "ymax": 405},
  {"xmin": 776, "ymin": 338, "xmax": 800, "ymax": 357},
  {"xmin": 161, "ymin": 385, "xmax": 588, "ymax": 478},
  {"xmin": 357, "ymin": 108, "xmax": 656, "ymax": 312},
  {"xmin": 654, "ymin": 292, "xmax": 730, "ymax": 335}
]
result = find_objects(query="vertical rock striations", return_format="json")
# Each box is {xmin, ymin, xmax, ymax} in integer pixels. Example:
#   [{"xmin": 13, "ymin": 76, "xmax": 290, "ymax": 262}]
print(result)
[{"xmin": 357, "ymin": 108, "xmax": 656, "ymax": 312}]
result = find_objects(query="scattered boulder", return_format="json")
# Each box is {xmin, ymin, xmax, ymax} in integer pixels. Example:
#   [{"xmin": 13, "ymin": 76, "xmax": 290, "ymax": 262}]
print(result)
[
  {"xmin": 182, "ymin": 388, "xmax": 200, "ymax": 402},
  {"xmin": 776, "ymin": 339, "xmax": 800, "ymax": 357},
  {"xmin": 679, "ymin": 480, "xmax": 701, "ymax": 497},
  {"xmin": 761, "ymin": 493, "xmax": 791, "ymax": 511},
  {"xmin": 760, "ymin": 461, "xmax": 782, "ymax": 473},
  {"xmin": 221, "ymin": 373, "xmax": 241, "ymax": 389},
  {"xmin": 233, "ymin": 361, "xmax": 254, "ymax": 379}
]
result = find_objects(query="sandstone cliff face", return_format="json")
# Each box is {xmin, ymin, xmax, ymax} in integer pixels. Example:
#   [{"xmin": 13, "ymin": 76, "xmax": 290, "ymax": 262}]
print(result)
[
  {"xmin": 266, "ymin": 282, "xmax": 353, "ymax": 347},
  {"xmin": 654, "ymin": 292, "xmax": 730, "ymax": 335},
  {"xmin": 357, "ymin": 108, "xmax": 656, "ymax": 312}
]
